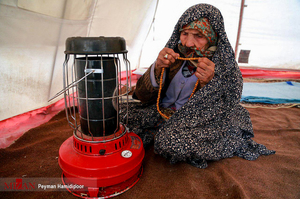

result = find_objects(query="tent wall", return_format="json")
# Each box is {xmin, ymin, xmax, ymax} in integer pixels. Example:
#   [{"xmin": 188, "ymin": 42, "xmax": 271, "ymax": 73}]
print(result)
[
  {"xmin": 0, "ymin": 1, "xmax": 90, "ymax": 121},
  {"xmin": 237, "ymin": 0, "xmax": 300, "ymax": 69},
  {"xmin": 138, "ymin": 0, "xmax": 300, "ymax": 69},
  {"xmin": 0, "ymin": 0, "xmax": 300, "ymax": 122},
  {"xmin": 0, "ymin": 0, "xmax": 156, "ymax": 121}
]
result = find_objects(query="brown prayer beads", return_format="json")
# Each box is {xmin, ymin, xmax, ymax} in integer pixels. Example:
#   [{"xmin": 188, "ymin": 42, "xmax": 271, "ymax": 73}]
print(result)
[
  {"xmin": 177, "ymin": 57, "xmax": 199, "ymax": 60},
  {"xmin": 156, "ymin": 65, "xmax": 200, "ymax": 120}
]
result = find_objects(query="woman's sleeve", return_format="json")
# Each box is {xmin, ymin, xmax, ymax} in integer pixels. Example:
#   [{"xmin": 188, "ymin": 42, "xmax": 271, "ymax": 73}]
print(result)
[{"xmin": 133, "ymin": 64, "xmax": 160, "ymax": 104}]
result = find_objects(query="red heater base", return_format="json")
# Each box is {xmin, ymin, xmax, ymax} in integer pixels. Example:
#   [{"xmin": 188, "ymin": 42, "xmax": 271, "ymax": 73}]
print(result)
[{"xmin": 58, "ymin": 126, "xmax": 144, "ymax": 198}]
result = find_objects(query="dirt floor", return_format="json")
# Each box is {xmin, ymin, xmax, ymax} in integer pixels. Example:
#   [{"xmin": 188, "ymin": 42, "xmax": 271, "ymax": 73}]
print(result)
[{"xmin": 0, "ymin": 107, "xmax": 299, "ymax": 199}]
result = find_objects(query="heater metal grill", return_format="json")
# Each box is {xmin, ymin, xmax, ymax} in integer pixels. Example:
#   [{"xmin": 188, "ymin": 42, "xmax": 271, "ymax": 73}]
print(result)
[{"xmin": 62, "ymin": 37, "xmax": 132, "ymax": 141}]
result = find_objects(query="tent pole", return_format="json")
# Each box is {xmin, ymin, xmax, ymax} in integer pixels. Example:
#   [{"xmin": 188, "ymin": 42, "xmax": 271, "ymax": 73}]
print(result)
[
  {"xmin": 235, "ymin": 0, "xmax": 246, "ymax": 59},
  {"xmin": 48, "ymin": 0, "xmax": 68, "ymax": 100},
  {"xmin": 87, "ymin": 0, "xmax": 98, "ymax": 36}
]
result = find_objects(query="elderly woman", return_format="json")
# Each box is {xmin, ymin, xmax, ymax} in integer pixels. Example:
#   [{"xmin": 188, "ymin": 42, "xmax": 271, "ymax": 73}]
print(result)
[{"xmin": 126, "ymin": 4, "xmax": 275, "ymax": 168}]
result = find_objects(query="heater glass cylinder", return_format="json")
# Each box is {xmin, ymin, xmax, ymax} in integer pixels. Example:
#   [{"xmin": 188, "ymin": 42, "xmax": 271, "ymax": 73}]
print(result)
[{"xmin": 75, "ymin": 57, "xmax": 118, "ymax": 137}]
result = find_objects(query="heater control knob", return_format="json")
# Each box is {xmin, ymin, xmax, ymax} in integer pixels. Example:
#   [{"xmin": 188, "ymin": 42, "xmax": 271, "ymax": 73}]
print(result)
[{"xmin": 99, "ymin": 149, "xmax": 106, "ymax": 155}]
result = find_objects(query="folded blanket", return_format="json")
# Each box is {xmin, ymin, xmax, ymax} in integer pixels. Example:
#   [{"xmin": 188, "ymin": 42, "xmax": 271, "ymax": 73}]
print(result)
[{"xmin": 241, "ymin": 81, "xmax": 300, "ymax": 104}]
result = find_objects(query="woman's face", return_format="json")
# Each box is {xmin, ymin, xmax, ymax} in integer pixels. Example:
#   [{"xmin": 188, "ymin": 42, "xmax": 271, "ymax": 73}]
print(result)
[{"xmin": 180, "ymin": 29, "xmax": 209, "ymax": 50}]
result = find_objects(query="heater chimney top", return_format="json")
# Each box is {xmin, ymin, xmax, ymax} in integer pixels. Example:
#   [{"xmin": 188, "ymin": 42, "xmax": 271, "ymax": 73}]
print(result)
[{"xmin": 65, "ymin": 36, "xmax": 127, "ymax": 55}]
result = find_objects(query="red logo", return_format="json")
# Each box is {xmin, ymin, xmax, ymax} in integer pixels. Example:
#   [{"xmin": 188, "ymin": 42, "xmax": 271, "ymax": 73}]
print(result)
[{"xmin": 4, "ymin": 179, "xmax": 35, "ymax": 190}]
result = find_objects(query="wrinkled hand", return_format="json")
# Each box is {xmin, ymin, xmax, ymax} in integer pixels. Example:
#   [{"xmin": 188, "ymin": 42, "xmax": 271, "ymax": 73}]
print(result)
[
  {"xmin": 195, "ymin": 57, "xmax": 215, "ymax": 88},
  {"xmin": 155, "ymin": 47, "xmax": 179, "ymax": 75}
]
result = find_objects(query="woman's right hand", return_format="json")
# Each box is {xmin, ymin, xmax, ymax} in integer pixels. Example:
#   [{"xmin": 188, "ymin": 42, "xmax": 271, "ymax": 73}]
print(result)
[{"xmin": 155, "ymin": 48, "xmax": 179, "ymax": 75}]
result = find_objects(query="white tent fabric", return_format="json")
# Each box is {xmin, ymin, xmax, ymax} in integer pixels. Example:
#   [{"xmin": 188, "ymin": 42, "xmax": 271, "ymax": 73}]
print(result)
[
  {"xmin": 237, "ymin": 0, "xmax": 300, "ymax": 68},
  {"xmin": 0, "ymin": 0, "xmax": 156, "ymax": 121},
  {"xmin": 0, "ymin": 0, "xmax": 299, "ymax": 121},
  {"xmin": 139, "ymin": 0, "xmax": 300, "ymax": 69}
]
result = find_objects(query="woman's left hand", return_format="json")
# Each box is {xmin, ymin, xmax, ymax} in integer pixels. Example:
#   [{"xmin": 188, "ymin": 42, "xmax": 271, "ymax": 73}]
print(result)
[{"xmin": 195, "ymin": 57, "xmax": 215, "ymax": 88}]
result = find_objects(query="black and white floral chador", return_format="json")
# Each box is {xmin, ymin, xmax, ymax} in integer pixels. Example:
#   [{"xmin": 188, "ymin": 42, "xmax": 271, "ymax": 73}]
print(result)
[{"xmin": 124, "ymin": 4, "xmax": 275, "ymax": 168}]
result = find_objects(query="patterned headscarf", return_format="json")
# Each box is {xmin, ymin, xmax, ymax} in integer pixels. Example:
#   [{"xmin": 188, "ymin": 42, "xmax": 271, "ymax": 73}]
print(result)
[{"xmin": 178, "ymin": 17, "xmax": 218, "ymax": 58}]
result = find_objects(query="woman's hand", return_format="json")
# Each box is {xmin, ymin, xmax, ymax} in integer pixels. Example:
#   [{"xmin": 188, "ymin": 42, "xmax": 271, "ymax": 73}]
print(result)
[
  {"xmin": 195, "ymin": 57, "xmax": 215, "ymax": 88},
  {"xmin": 155, "ymin": 48, "xmax": 179, "ymax": 75}
]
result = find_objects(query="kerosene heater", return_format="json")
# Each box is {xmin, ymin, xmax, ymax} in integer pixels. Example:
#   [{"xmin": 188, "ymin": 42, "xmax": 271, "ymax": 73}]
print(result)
[{"xmin": 56, "ymin": 37, "xmax": 144, "ymax": 198}]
